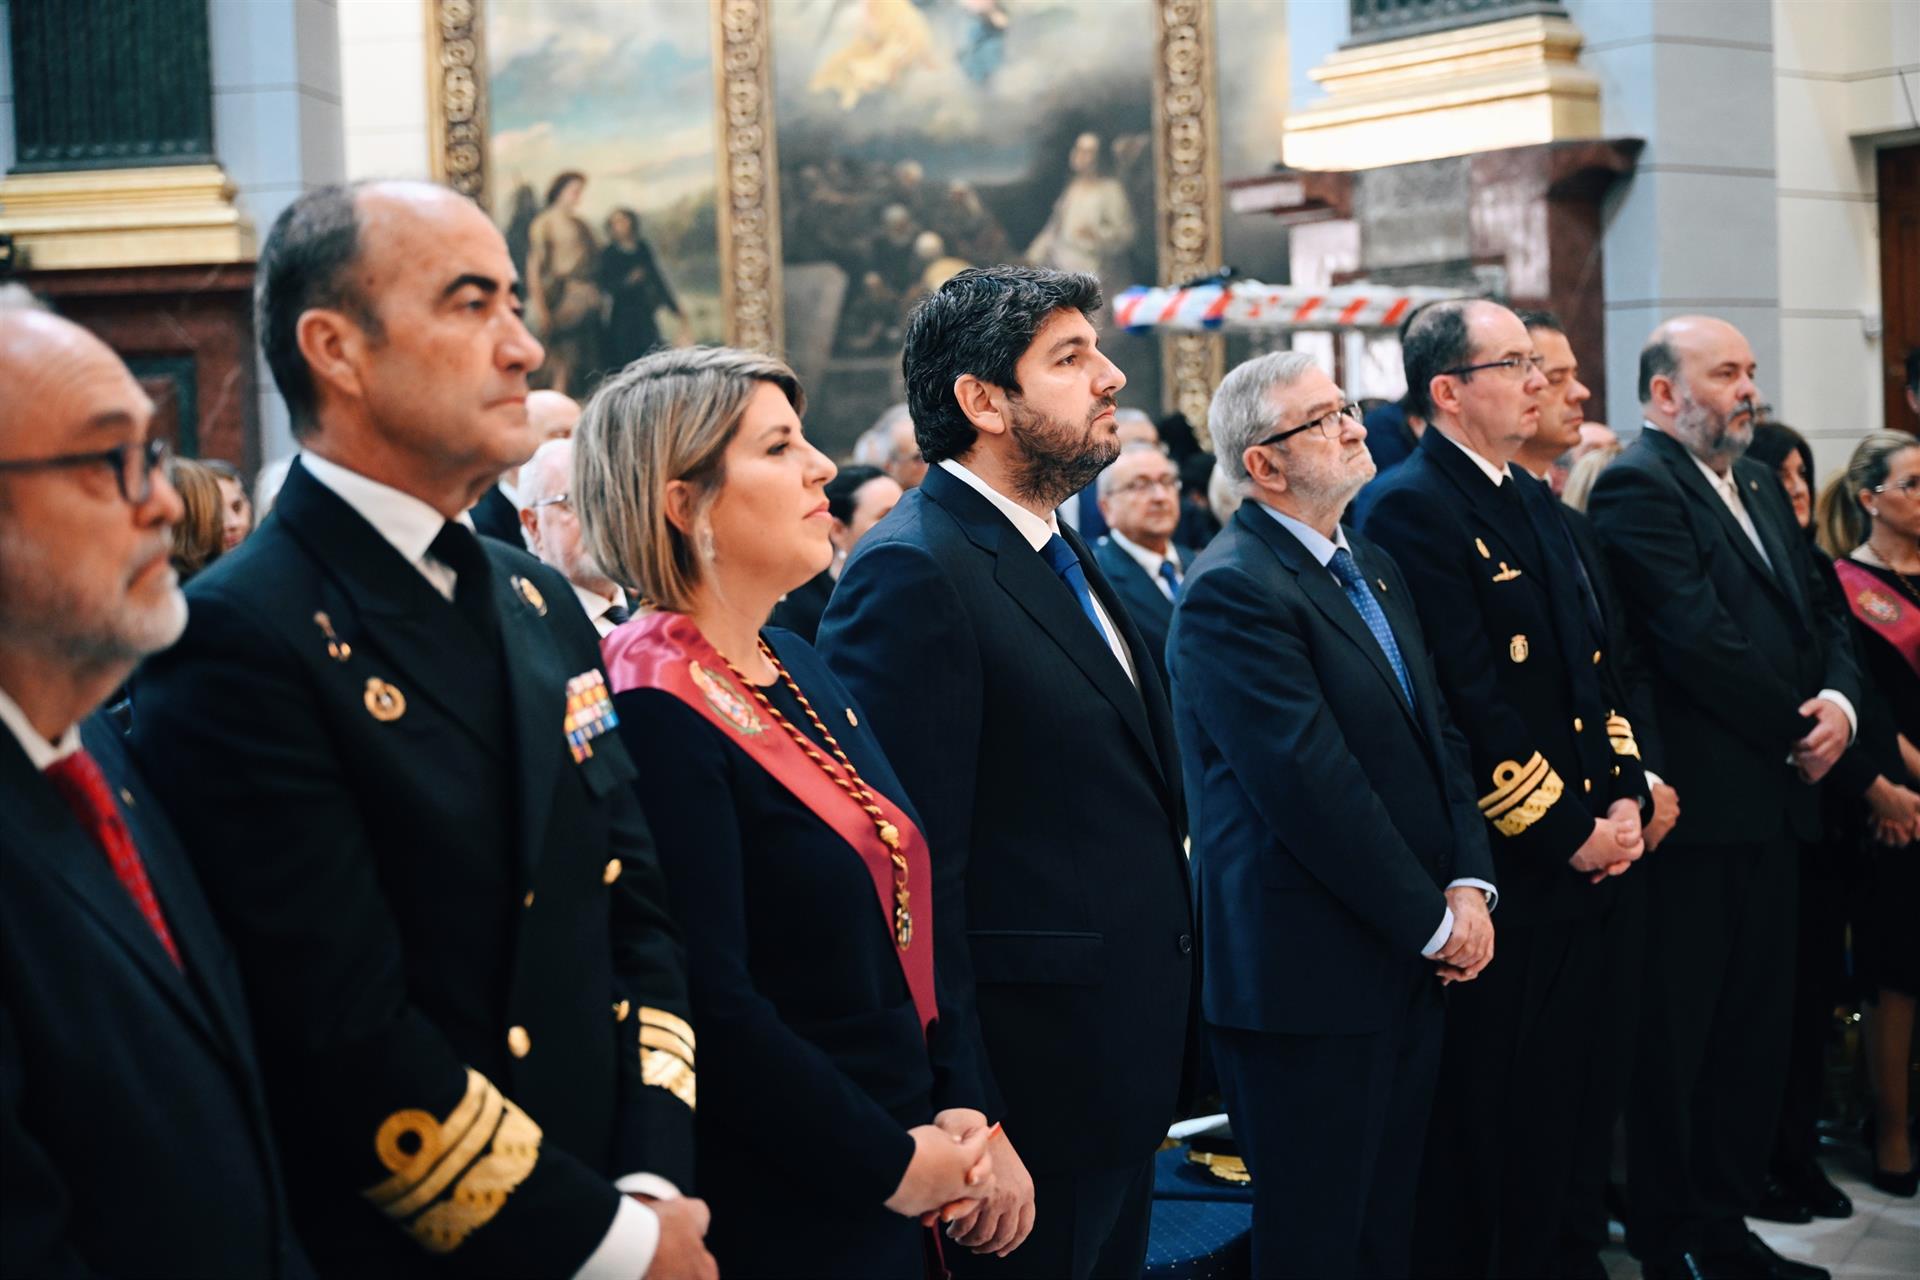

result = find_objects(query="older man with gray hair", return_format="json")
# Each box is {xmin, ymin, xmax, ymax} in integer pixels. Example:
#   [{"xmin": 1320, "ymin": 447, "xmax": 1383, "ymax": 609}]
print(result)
[
  {"xmin": 1091, "ymin": 441, "xmax": 1188, "ymax": 687},
  {"xmin": 518, "ymin": 436, "xmax": 631, "ymax": 636},
  {"xmin": 1168, "ymin": 349, "xmax": 1495, "ymax": 1279},
  {"xmin": 852, "ymin": 403, "xmax": 927, "ymax": 491}
]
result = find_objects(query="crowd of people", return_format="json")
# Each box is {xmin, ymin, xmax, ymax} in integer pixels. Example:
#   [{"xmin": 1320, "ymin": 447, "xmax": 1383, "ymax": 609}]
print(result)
[{"xmin": 0, "ymin": 176, "xmax": 1914, "ymax": 1280}]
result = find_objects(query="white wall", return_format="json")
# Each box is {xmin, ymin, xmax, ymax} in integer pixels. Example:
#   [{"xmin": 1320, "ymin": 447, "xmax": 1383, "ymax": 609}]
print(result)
[
  {"xmin": 1771, "ymin": 0, "xmax": 1920, "ymax": 483},
  {"xmin": 338, "ymin": 0, "xmax": 431, "ymax": 181}
]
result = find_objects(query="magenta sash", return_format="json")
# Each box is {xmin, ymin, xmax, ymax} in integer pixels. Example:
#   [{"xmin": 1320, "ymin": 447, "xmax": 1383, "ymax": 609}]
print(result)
[
  {"xmin": 604, "ymin": 611, "xmax": 938, "ymax": 1037},
  {"xmin": 1834, "ymin": 559, "xmax": 1920, "ymax": 681}
]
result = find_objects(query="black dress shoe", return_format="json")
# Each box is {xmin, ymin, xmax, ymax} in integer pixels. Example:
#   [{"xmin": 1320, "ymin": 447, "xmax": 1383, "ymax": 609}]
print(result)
[
  {"xmin": 1749, "ymin": 1177, "xmax": 1813, "ymax": 1224},
  {"xmin": 1869, "ymin": 1164, "xmax": 1919, "ymax": 1197},
  {"xmin": 1740, "ymin": 1230, "xmax": 1830, "ymax": 1280},
  {"xmin": 1639, "ymin": 1252, "xmax": 1737, "ymax": 1280},
  {"xmin": 1778, "ymin": 1159, "xmax": 1852, "ymax": 1218}
]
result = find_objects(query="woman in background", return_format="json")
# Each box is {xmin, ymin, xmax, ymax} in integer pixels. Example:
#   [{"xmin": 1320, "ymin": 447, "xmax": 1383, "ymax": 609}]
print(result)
[
  {"xmin": 163, "ymin": 456, "xmax": 226, "ymax": 583},
  {"xmin": 769, "ymin": 463, "xmax": 904, "ymax": 642},
  {"xmin": 202, "ymin": 458, "xmax": 254, "ymax": 550}
]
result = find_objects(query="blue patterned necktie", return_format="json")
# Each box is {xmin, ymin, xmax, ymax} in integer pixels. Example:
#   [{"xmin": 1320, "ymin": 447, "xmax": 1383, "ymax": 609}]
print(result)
[
  {"xmin": 1329, "ymin": 547, "xmax": 1416, "ymax": 710},
  {"xmin": 1040, "ymin": 534, "xmax": 1107, "ymax": 643},
  {"xmin": 1157, "ymin": 558, "xmax": 1182, "ymax": 600}
]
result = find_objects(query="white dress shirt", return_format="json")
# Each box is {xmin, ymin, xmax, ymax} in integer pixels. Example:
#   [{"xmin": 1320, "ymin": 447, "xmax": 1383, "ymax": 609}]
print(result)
[
  {"xmin": 939, "ymin": 460, "xmax": 1138, "ymax": 686},
  {"xmin": 1257, "ymin": 503, "xmax": 1498, "ymax": 957},
  {"xmin": 1107, "ymin": 529, "xmax": 1183, "ymax": 602},
  {"xmin": 1640, "ymin": 424, "xmax": 1857, "ymax": 743},
  {"xmin": 575, "ymin": 584, "xmax": 631, "ymax": 639},
  {"xmin": 300, "ymin": 453, "xmax": 677, "ymax": 1280},
  {"xmin": 1434, "ymin": 427, "xmax": 1515, "ymax": 487},
  {"xmin": 0, "ymin": 684, "xmax": 81, "ymax": 770}
]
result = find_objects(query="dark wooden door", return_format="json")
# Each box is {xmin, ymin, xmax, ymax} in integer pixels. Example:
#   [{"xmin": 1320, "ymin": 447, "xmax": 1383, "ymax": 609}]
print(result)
[{"xmin": 1881, "ymin": 145, "xmax": 1919, "ymax": 433}]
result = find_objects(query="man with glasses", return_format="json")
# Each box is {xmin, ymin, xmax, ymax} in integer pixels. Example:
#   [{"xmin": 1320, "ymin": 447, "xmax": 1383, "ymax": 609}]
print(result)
[
  {"xmin": 1168, "ymin": 349, "xmax": 1495, "ymax": 1278},
  {"xmin": 0, "ymin": 303, "xmax": 311, "ymax": 1276},
  {"xmin": 518, "ymin": 436, "xmax": 631, "ymax": 637},
  {"xmin": 1588, "ymin": 317, "xmax": 1859, "ymax": 1280},
  {"xmin": 1359, "ymin": 298, "xmax": 1651, "ymax": 1280},
  {"xmin": 1092, "ymin": 441, "xmax": 1192, "ymax": 686}
]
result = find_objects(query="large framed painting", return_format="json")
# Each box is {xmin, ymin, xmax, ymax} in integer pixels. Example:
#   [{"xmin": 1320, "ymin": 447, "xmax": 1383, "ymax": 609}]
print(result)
[{"xmin": 430, "ymin": 0, "xmax": 1227, "ymax": 444}]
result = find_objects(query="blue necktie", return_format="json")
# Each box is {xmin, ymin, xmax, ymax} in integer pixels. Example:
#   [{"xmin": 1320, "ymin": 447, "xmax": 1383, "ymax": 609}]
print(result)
[
  {"xmin": 1040, "ymin": 534, "xmax": 1107, "ymax": 643},
  {"xmin": 1329, "ymin": 548, "xmax": 1416, "ymax": 711},
  {"xmin": 1157, "ymin": 559, "xmax": 1181, "ymax": 600}
]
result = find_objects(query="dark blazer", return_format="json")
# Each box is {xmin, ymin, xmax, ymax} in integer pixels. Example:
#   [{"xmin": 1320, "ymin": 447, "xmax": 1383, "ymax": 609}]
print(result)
[
  {"xmin": 617, "ymin": 630, "xmax": 983, "ymax": 1278},
  {"xmin": 0, "ymin": 717, "xmax": 311, "ymax": 1278},
  {"xmin": 469, "ymin": 483, "xmax": 522, "ymax": 545},
  {"xmin": 1360, "ymin": 431, "xmax": 1651, "ymax": 920},
  {"xmin": 129, "ymin": 460, "xmax": 693, "ymax": 1277},
  {"xmin": 817, "ymin": 464, "xmax": 1195, "ymax": 1175},
  {"xmin": 766, "ymin": 569, "xmax": 835, "ymax": 644},
  {"xmin": 1170, "ymin": 505, "xmax": 1493, "ymax": 1034},
  {"xmin": 1587, "ymin": 427, "xmax": 1862, "ymax": 845},
  {"xmin": 1090, "ymin": 535, "xmax": 1192, "ymax": 689},
  {"xmin": 1556, "ymin": 498, "xmax": 1666, "ymax": 777}
]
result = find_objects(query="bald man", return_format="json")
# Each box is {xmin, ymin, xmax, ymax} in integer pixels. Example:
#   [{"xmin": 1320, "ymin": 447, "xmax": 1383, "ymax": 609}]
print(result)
[
  {"xmin": 519, "ymin": 436, "xmax": 631, "ymax": 636},
  {"xmin": 1589, "ymin": 317, "xmax": 1858, "ymax": 1280},
  {"xmin": 471, "ymin": 388, "xmax": 581, "ymax": 543},
  {"xmin": 129, "ymin": 182, "xmax": 709, "ymax": 1279},
  {"xmin": 0, "ymin": 306, "xmax": 309, "ymax": 1275}
]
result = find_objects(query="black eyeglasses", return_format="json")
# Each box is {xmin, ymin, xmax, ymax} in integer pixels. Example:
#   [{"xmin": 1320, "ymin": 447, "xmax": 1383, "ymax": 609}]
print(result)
[
  {"xmin": 1439, "ymin": 354, "xmax": 1547, "ymax": 381},
  {"xmin": 0, "ymin": 437, "xmax": 171, "ymax": 504},
  {"xmin": 1254, "ymin": 402, "xmax": 1363, "ymax": 449}
]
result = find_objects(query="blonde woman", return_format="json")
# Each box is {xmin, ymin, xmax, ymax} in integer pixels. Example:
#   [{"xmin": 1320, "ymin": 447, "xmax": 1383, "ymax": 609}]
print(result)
[{"xmin": 574, "ymin": 347, "xmax": 1009, "ymax": 1275}]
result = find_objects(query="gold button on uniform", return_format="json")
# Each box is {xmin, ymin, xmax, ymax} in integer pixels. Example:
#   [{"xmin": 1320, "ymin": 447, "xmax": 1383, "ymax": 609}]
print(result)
[
  {"xmin": 119, "ymin": 788, "xmax": 136, "ymax": 807},
  {"xmin": 523, "ymin": 891, "xmax": 535, "ymax": 908},
  {"xmin": 1573, "ymin": 718, "xmax": 1584, "ymax": 733},
  {"xmin": 1612, "ymin": 766, "xmax": 1622, "ymax": 777},
  {"xmin": 507, "ymin": 1026, "xmax": 531, "ymax": 1058},
  {"xmin": 603, "ymin": 859, "xmax": 623, "ymax": 885},
  {"xmin": 1592, "ymin": 649, "xmax": 1603, "ymax": 665},
  {"xmin": 1583, "ymin": 779, "xmax": 1593, "ymax": 794},
  {"xmin": 613, "ymin": 1000, "xmax": 631, "ymax": 1022}
]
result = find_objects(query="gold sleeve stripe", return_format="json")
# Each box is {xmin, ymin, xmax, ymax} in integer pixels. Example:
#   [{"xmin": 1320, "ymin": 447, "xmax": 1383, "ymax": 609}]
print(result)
[
  {"xmin": 639, "ymin": 1024, "xmax": 695, "ymax": 1069},
  {"xmin": 1478, "ymin": 753, "xmax": 1550, "ymax": 814},
  {"xmin": 1487, "ymin": 768, "xmax": 1565, "ymax": 835},
  {"xmin": 362, "ymin": 1068, "xmax": 544, "ymax": 1253},
  {"xmin": 642, "ymin": 1047, "xmax": 697, "ymax": 1111},
  {"xmin": 638, "ymin": 1007, "xmax": 695, "ymax": 1054},
  {"xmin": 1605, "ymin": 714, "xmax": 1642, "ymax": 760}
]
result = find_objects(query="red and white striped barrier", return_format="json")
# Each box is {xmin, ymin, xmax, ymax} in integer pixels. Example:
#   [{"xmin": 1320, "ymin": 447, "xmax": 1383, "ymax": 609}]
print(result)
[{"xmin": 1113, "ymin": 281, "xmax": 1467, "ymax": 333}]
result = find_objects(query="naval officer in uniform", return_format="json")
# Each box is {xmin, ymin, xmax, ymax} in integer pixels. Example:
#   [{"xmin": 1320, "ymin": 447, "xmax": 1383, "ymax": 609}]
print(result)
[{"xmin": 130, "ymin": 182, "xmax": 712, "ymax": 1279}]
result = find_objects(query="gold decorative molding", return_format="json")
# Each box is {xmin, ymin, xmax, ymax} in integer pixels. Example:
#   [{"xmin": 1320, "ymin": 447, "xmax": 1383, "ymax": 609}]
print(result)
[
  {"xmin": 712, "ymin": 0, "xmax": 782, "ymax": 353},
  {"xmin": 1151, "ymin": 0, "xmax": 1225, "ymax": 444},
  {"xmin": 1283, "ymin": 15, "xmax": 1602, "ymax": 172},
  {"xmin": 0, "ymin": 165, "xmax": 254, "ymax": 270},
  {"xmin": 427, "ymin": 0, "xmax": 489, "ymax": 201}
]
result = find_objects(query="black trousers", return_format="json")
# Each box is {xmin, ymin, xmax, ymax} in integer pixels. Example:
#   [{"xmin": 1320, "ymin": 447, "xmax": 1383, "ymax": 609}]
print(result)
[
  {"xmin": 1560, "ymin": 874, "xmax": 1648, "ymax": 1261},
  {"xmin": 946, "ymin": 1154, "xmax": 1154, "ymax": 1280},
  {"xmin": 1411, "ymin": 914, "xmax": 1603, "ymax": 1279},
  {"xmin": 1627, "ymin": 837, "xmax": 1796, "ymax": 1260},
  {"xmin": 1210, "ymin": 967, "xmax": 1443, "ymax": 1279},
  {"xmin": 1771, "ymin": 840, "xmax": 1853, "ymax": 1172}
]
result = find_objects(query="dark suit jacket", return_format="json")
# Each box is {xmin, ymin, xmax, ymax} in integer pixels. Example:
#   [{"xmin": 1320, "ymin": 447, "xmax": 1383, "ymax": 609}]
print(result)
[
  {"xmin": 1556, "ymin": 497, "xmax": 1665, "ymax": 777},
  {"xmin": 469, "ymin": 484, "xmax": 522, "ymax": 545},
  {"xmin": 129, "ymin": 460, "xmax": 693, "ymax": 1277},
  {"xmin": 0, "ymin": 717, "xmax": 310, "ymax": 1278},
  {"xmin": 618, "ymin": 630, "xmax": 984, "ymax": 1277},
  {"xmin": 1361, "ymin": 432, "xmax": 1651, "ymax": 920},
  {"xmin": 817, "ymin": 464, "xmax": 1195, "ymax": 1175},
  {"xmin": 1090, "ymin": 535, "xmax": 1192, "ymax": 690},
  {"xmin": 1169, "ymin": 506, "xmax": 1493, "ymax": 1034},
  {"xmin": 1588, "ymin": 427, "xmax": 1862, "ymax": 845}
]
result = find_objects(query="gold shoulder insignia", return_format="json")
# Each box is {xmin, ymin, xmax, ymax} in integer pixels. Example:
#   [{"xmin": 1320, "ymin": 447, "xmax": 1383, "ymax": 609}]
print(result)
[
  {"xmin": 1605, "ymin": 712, "xmax": 1642, "ymax": 760},
  {"xmin": 639, "ymin": 1008, "xmax": 697, "ymax": 1112},
  {"xmin": 1478, "ymin": 752, "xmax": 1566, "ymax": 836},
  {"xmin": 364, "ymin": 1068, "xmax": 542, "ymax": 1254}
]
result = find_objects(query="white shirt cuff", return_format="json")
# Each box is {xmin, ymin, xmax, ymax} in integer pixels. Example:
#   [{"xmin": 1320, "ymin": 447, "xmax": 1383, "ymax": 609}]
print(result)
[
  {"xmin": 1645, "ymin": 770, "xmax": 1663, "ymax": 788},
  {"xmin": 573, "ymin": 1193, "xmax": 661, "ymax": 1280},
  {"xmin": 1816, "ymin": 690, "xmax": 1858, "ymax": 743},
  {"xmin": 1422, "ymin": 879, "xmax": 1498, "ymax": 958},
  {"xmin": 614, "ymin": 1172, "xmax": 682, "ymax": 1201}
]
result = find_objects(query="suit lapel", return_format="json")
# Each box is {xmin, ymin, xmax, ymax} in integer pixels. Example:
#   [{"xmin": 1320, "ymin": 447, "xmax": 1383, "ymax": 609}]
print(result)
[
  {"xmin": 1419, "ymin": 432, "xmax": 1553, "ymax": 614},
  {"xmin": 1237, "ymin": 506, "xmax": 1425, "ymax": 739},
  {"xmin": 274, "ymin": 461, "xmax": 506, "ymax": 755},
  {"xmin": 491, "ymin": 559, "xmax": 566, "ymax": 878},
  {"xmin": 1099, "ymin": 543, "xmax": 1174, "ymax": 635},
  {"xmin": 1737, "ymin": 460, "xmax": 1811, "ymax": 622},
  {"xmin": 0, "ymin": 736, "xmax": 224, "ymax": 1048},
  {"xmin": 924, "ymin": 469, "xmax": 1162, "ymax": 777},
  {"xmin": 1645, "ymin": 430, "xmax": 1794, "ymax": 606}
]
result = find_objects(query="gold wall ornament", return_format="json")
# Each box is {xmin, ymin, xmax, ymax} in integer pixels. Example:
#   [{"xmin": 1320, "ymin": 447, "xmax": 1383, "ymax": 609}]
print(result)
[
  {"xmin": 713, "ymin": 0, "xmax": 783, "ymax": 353},
  {"xmin": 1151, "ymin": 0, "xmax": 1224, "ymax": 444},
  {"xmin": 427, "ymin": 0, "xmax": 488, "ymax": 201}
]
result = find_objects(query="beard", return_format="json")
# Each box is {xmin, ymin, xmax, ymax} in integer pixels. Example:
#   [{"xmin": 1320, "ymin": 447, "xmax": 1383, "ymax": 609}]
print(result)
[
  {"xmin": 0, "ymin": 526, "xmax": 187, "ymax": 669},
  {"xmin": 1004, "ymin": 394, "xmax": 1121, "ymax": 510},
  {"xmin": 1670, "ymin": 387, "xmax": 1754, "ymax": 465}
]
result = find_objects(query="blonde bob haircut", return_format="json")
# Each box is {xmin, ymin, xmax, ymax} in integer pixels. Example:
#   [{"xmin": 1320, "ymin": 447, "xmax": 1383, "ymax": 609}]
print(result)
[{"xmin": 574, "ymin": 345, "xmax": 806, "ymax": 613}]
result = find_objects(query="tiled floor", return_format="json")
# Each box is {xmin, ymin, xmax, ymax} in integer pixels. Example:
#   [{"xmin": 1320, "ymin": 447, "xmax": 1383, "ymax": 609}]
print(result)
[{"xmin": 1599, "ymin": 1144, "xmax": 1920, "ymax": 1279}]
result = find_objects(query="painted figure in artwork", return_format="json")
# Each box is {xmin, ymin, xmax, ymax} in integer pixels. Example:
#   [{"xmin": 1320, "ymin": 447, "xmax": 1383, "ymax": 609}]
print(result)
[
  {"xmin": 1025, "ymin": 131, "xmax": 1136, "ymax": 286},
  {"xmin": 527, "ymin": 171, "xmax": 604, "ymax": 394},
  {"xmin": 600, "ymin": 207, "xmax": 691, "ymax": 372},
  {"xmin": 809, "ymin": 0, "xmax": 938, "ymax": 110}
]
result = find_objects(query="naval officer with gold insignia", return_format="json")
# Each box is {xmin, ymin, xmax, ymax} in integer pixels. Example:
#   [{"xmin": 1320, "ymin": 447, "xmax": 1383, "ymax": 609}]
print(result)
[
  {"xmin": 1360, "ymin": 300, "xmax": 1651, "ymax": 1280},
  {"xmin": 130, "ymin": 182, "xmax": 712, "ymax": 1279}
]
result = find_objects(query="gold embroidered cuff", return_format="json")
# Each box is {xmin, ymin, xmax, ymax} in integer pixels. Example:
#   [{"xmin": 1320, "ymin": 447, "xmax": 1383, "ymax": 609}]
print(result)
[
  {"xmin": 642, "ymin": 1047, "xmax": 698, "ymax": 1111},
  {"xmin": 364, "ymin": 1068, "xmax": 543, "ymax": 1253},
  {"xmin": 1605, "ymin": 714, "xmax": 1641, "ymax": 760},
  {"xmin": 1478, "ymin": 753, "xmax": 1567, "ymax": 836},
  {"xmin": 639, "ymin": 1008, "xmax": 695, "ymax": 1058}
]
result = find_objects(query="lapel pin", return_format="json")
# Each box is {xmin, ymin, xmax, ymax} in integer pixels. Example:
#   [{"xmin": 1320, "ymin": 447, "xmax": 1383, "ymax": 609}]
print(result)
[
  {"xmin": 846, "ymin": 707, "xmax": 859, "ymax": 728},
  {"xmin": 1493, "ymin": 562, "xmax": 1523, "ymax": 582},
  {"xmin": 1376, "ymin": 577, "xmax": 1389, "ymax": 594},
  {"xmin": 313, "ymin": 611, "xmax": 351, "ymax": 662},
  {"xmin": 1748, "ymin": 479, "xmax": 1759, "ymax": 491},
  {"xmin": 1475, "ymin": 537, "xmax": 1492, "ymax": 560},
  {"xmin": 511, "ymin": 575, "xmax": 548, "ymax": 616},
  {"xmin": 364, "ymin": 678, "xmax": 406, "ymax": 722},
  {"xmin": 1509, "ymin": 634, "xmax": 1530, "ymax": 663}
]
